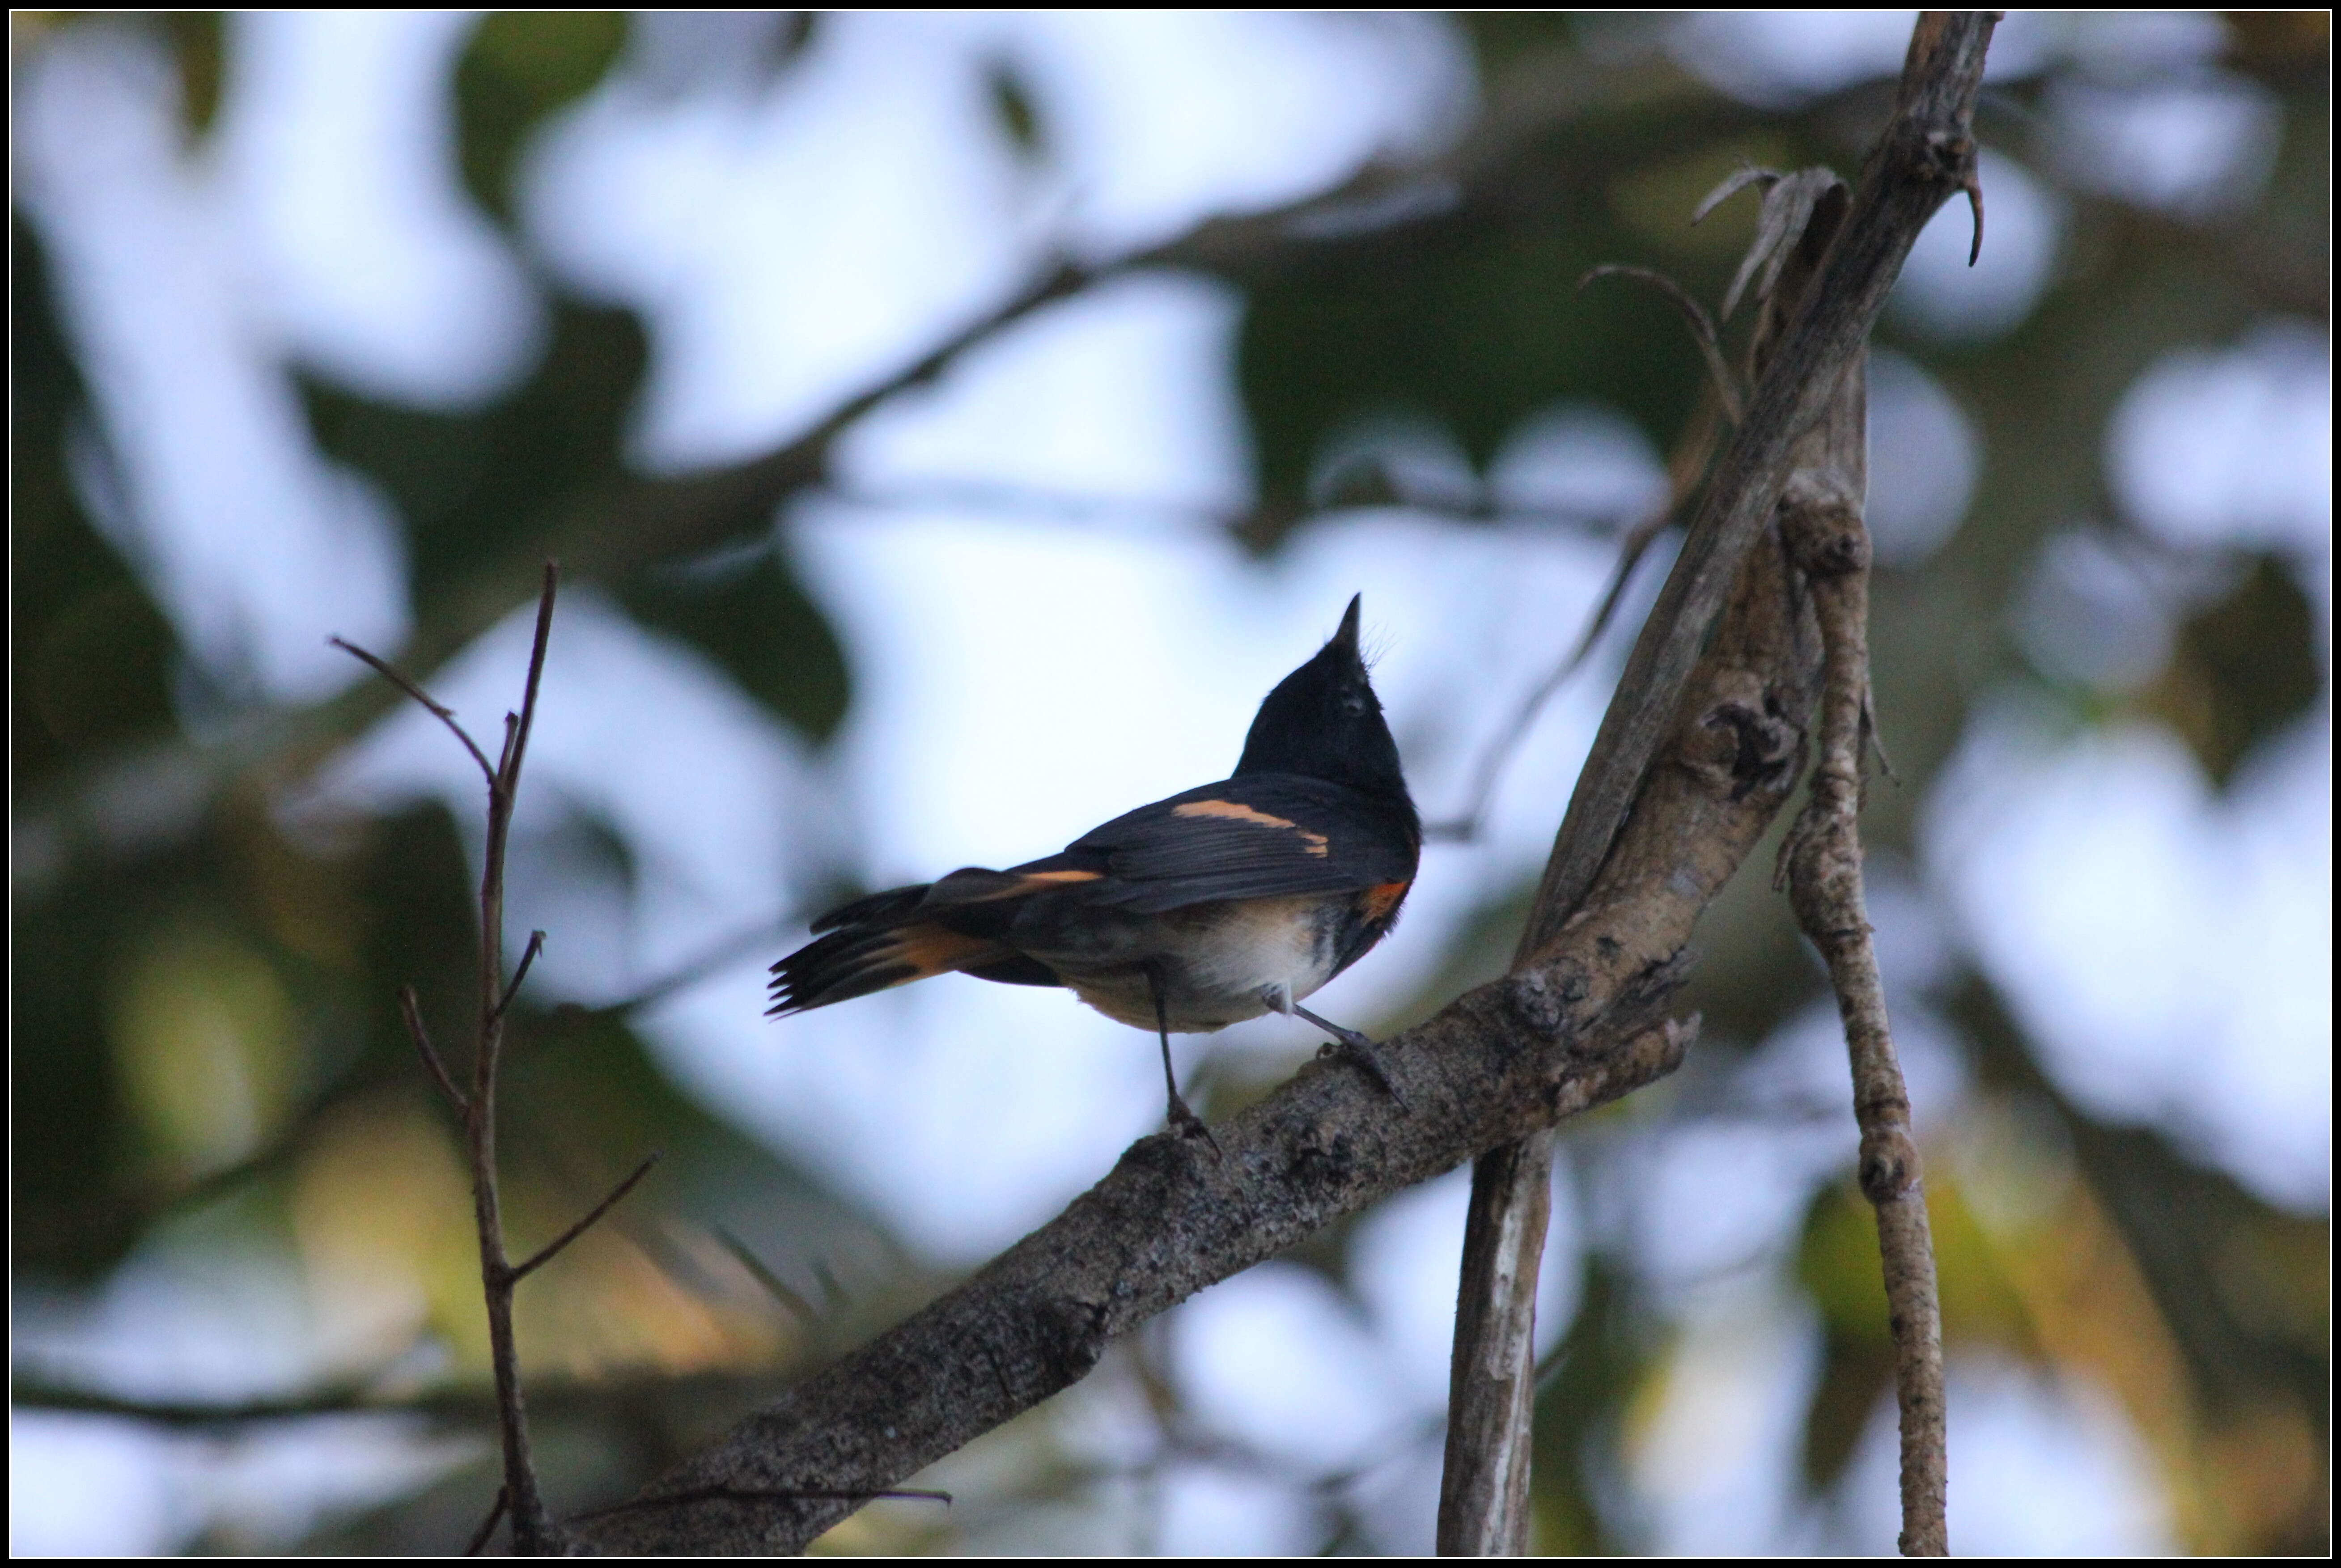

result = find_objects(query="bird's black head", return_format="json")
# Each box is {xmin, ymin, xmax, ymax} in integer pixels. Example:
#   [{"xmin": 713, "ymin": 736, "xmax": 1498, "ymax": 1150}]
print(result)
[{"xmin": 1234, "ymin": 595, "xmax": 1412, "ymax": 807}]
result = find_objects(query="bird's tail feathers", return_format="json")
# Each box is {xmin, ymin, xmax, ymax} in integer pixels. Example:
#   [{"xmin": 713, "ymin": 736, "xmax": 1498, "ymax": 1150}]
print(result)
[{"xmin": 767, "ymin": 917, "xmax": 1009, "ymax": 1016}]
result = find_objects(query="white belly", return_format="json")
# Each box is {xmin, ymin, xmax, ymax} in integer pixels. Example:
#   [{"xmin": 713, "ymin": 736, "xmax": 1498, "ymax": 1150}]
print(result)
[{"xmin": 1051, "ymin": 896, "xmax": 1339, "ymax": 1034}]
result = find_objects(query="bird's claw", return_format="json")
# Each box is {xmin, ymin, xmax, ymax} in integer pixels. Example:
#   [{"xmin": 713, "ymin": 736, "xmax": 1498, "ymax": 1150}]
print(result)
[
  {"xmin": 1166, "ymin": 1094, "xmax": 1221, "ymax": 1156},
  {"xmin": 1316, "ymin": 1030, "xmax": 1408, "ymax": 1109}
]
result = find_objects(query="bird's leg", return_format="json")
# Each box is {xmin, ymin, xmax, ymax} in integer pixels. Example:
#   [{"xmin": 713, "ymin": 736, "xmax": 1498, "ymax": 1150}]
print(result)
[
  {"xmin": 1289, "ymin": 1000, "xmax": 1409, "ymax": 1110},
  {"xmin": 1146, "ymin": 962, "xmax": 1218, "ymax": 1152}
]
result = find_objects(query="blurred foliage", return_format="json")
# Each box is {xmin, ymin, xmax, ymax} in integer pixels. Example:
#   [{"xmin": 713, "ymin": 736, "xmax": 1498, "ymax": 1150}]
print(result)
[
  {"xmin": 9, "ymin": 10, "xmax": 2328, "ymax": 1557},
  {"xmin": 2142, "ymin": 551, "xmax": 2322, "ymax": 787},
  {"xmin": 453, "ymin": 11, "xmax": 627, "ymax": 223}
]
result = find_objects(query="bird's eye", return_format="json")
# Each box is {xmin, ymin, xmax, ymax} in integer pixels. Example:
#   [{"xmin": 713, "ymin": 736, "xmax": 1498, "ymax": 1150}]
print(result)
[{"xmin": 1340, "ymin": 691, "xmax": 1368, "ymax": 716}]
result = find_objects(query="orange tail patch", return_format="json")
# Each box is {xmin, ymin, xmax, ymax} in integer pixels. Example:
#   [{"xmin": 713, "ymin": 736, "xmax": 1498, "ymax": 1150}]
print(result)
[
  {"xmin": 886, "ymin": 924, "xmax": 1009, "ymax": 980},
  {"xmin": 769, "ymin": 920, "xmax": 1013, "ymax": 1016}
]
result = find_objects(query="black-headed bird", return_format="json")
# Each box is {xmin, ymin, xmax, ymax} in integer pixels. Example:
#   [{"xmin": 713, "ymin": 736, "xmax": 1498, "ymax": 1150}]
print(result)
[{"xmin": 769, "ymin": 595, "xmax": 1419, "ymax": 1142}]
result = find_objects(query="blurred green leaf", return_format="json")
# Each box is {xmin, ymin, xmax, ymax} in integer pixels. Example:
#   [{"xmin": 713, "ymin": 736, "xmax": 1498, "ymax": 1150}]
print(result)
[
  {"xmin": 1238, "ymin": 223, "xmax": 1711, "ymax": 521},
  {"xmin": 454, "ymin": 12, "xmax": 628, "ymax": 225},
  {"xmin": 297, "ymin": 297, "xmax": 649, "ymax": 597},
  {"xmin": 2141, "ymin": 551, "xmax": 2320, "ymax": 788},
  {"xmin": 621, "ymin": 544, "xmax": 851, "ymax": 742},
  {"xmin": 11, "ymin": 216, "xmax": 183, "ymax": 787}
]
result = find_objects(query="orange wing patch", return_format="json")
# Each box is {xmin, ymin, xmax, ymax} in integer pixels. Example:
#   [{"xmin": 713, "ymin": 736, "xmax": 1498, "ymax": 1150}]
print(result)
[
  {"xmin": 1174, "ymin": 799, "xmax": 1332, "ymax": 856},
  {"xmin": 1175, "ymin": 799, "xmax": 1295, "ymax": 828},
  {"xmin": 1013, "ymin": 869, "xmax": 1103, "ymax": 889},
  {"xmin": 1361, "ymin": 880, "xmax": 1412, "ymax": 922}
]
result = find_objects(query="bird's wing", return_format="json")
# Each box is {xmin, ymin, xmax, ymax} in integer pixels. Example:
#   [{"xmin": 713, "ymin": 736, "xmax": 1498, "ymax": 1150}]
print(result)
[{"xmin": 1035, "ymin": 775, "xmax": 1417, "ymax": 915}]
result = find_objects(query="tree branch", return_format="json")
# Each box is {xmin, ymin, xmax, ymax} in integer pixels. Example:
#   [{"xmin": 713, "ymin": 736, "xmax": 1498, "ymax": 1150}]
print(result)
[
  {"xmin": 1435, "ymin": 13, "xmax": 1994, "ymax": 1553},
  {"xmin": 1774, "ymin": 323, "xmax": 1948, "ymax": 1554}
]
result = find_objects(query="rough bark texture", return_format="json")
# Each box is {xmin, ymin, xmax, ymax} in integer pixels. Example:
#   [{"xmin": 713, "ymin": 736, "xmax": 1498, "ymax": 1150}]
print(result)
[
  {"xmin": 1509, "ymin": 10, "xmax": 1996, "ymax": 968},
  {"xmin": 1780, "ymin": 444, "xmax": 1949, "ymax": 1556},
  {"xmin": 576, "ymin": 521, "xmax": 1820, "ymax": 1556},
  {"xmin": 1434, "ymin": 13, "xmax": 1993, "ymax": 1553}
]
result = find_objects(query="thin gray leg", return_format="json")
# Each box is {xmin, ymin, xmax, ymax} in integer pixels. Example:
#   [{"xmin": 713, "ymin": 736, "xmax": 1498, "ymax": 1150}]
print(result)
[{"xmin": 1146, "ymin": 962, "xmax": 1218, "ymax": 1150}]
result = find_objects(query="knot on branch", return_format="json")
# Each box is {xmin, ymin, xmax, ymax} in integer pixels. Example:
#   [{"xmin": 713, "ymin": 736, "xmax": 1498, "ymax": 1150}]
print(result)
[
  {"xmin": 1778, "ymin": 480, "xmax": 1870, "ymax": 580},
  {"xmin": 1858, "ymin": 1126, "xmax": 1922, "ymax": 1204},
  {"xmin": 1019, "ymin": 1293, "xmax": 1111, "ymax": 1388},
  {"xmin": 1781, "ymin": 804, "xmax": 1863, "ymax": 932},
  {"xmin": 1682, "ymin": 673, "xmax": 1804, "ymax": 801},
  {"xmin": 1504, "ymin": 964, "xmax": 1587, "ymax": 1039},
  {"xmin": 1919, "ymin": 128, "xmax": 1977, "ymax": 188}
]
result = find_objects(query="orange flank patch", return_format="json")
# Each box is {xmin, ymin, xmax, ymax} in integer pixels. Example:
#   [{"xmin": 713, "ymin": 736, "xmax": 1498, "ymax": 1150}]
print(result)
[
  {"xmin": 1361, "ymin": 880, "xmax": 1412, "ymax": 921},
  {"xmin": 1013, "ymin": 869, "xmax": 1103, "ymax": 888},
  {"xmin": 886, "ymin": 924, "xmax": 1009, "ymax": 979},
  {"xmin": 1175, "ymin": 799, "xmax": 1332, "ymax": 856}
]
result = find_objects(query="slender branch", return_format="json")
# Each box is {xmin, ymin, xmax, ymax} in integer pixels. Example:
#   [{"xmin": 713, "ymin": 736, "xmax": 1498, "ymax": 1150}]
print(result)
[
  {"xmin": 1436, "ymin": 1126, "xmax": 1559, "ymax": 1554},
  {"xmin": 1578, "ymin": 264, "xmax": 1743, "ymax": 424},
  {"xmin": 1435, "ymin": 13, "xmax": 1995, "ymax": 1554},
  {"xmin": 1421, "ymin": 412, "xmax": 1713, "ymax": 845},
  {"xmin": 339, "ymin": 565, "xmax": 570, "ymax": 1552},
  {"xmin": 496, "ymin": 930, "xmax": 546, "ymax": 1021},
  {"xmin": 1510, "ymin": 10, "xmax": 1996, "ymax": 970},
  {"xmin": 8, "ymin": 1364, "xmax": 802, "ymax": 1428},
  {"xmin": 1775, "ymin": 379, "xmax": 1947, "ymax": 1553},
  {"xmin": 510, "ymin": 1151, "xmax": 662, "ymax": 1283},
  {"xmin": 464, "ymin": 563, "xmax": 563, "ymax": 1554},
  {"xmin": 327, "ymin": 636, "xmax": 499, "ymax": 788},
  {"xmin": 399, "ymin": 983, "xmax": 467, "ymax": 1113},
  {"xmin": 714, "ymin": 1228, "xmax": 824, "ymax": 1331},
  {"xmin": 505, "ymin": 564, "xmax": 558, "ymax": 801},
  {"xmin": 464, "ymin": 1486, "xmax": 509, "ymax": 1558}
]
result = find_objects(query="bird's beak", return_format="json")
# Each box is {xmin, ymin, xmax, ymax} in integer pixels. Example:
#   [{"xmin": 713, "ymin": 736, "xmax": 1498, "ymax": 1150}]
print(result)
[{"xmin": 1334, "ymin": 593, "xmax": 1362, "ymax": 653}]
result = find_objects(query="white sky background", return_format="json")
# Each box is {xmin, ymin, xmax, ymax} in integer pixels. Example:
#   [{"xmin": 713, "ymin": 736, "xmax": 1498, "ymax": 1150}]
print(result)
[{"xmin": 11, "ymin": 11, "xmax": 2327, "ymax": 1556}]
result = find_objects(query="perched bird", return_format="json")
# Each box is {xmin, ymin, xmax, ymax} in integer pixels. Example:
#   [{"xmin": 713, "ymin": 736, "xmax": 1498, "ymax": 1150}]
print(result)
[{"xmin": 768, "ymin": 594, "xmax": 1420, "ymax": 1142}]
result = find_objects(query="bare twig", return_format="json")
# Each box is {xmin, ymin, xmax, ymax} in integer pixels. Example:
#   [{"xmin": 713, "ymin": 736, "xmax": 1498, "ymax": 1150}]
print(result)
[
  {"xmin": 496, "ymin": 930, "xmax": 546, "ymax": 1021},
  {"xmin": 7, "ymin": 1364, "xmax": 802, "ymax": 1428},
  {"xmin": 567, "ymin": 914, "xmax": 806, "ymax": 1022},
  {"xmin": 1578, "ymin": 263, "xmax": 1743, "ymax": 424},
  {"xmin": 399, "ymin": 983, "xmax": 467, "ymax": 1113},
  {"xmin": 463, "ymin": 564, "xmax": 563, "ymax": 1553},
  {"xmin": 339, "ymin": 562, "xmax": 569, "ymax": 1553},
  {"xmin": 1421, "ymin": 403, "xmax": 1718, "ymax": 845},
  {"xmin": 510, "ymin": 1151, "xmax": 662, "ymax": 1283},
  {"xmin": 714, "ymin": 1228, "xmax": 824, "ymax": 1331},
  {"xmin": 463, "ymin": 1485, "xmax": 509, "ymax": 1558},
  {"xmin": 1435, "ymin": 13, "xmax": 1994, "ymax": 1554},
  {"xmin": 328, "ymin": 636, "xmax": 499, "ymax": 788},
  {"xmin": 1436, "ymin": 1127, "xmax": 1555, "ymax": 1554},
  {"xmin": 1773, "ymin": 346, "xmax": 1947, "ymax": 1552}
]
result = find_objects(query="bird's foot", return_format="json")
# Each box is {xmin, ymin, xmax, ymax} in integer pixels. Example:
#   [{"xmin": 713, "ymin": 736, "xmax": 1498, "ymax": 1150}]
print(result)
[
  {"xmin": 1165, "ymin": 1090, "xmax": 1221, "ymax": 1156},
  {"xmin": 1301, "ymin": 1008, "xmax": 1408, "ymax": 1109}
]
